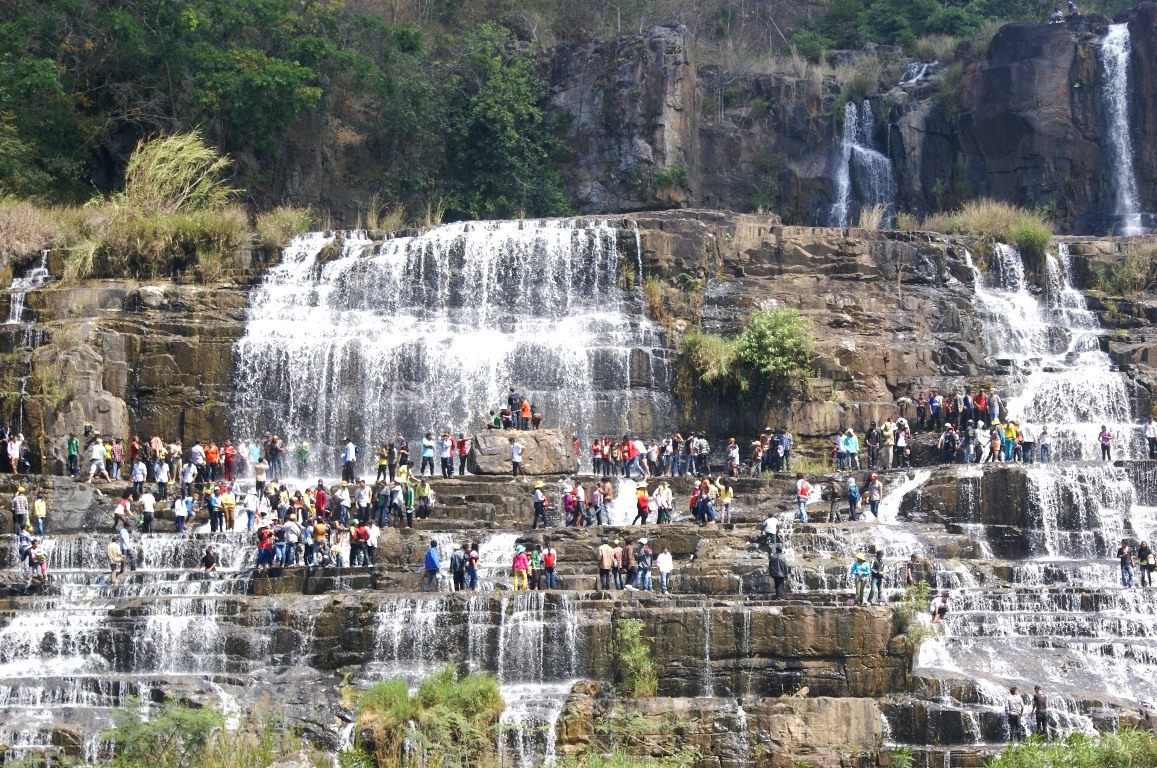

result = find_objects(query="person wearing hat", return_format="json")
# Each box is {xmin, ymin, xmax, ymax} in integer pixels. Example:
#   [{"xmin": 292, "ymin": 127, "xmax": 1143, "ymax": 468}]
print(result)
[
  {"xmin": 867, "ymin": 474, "xmax": 884, "ymax": 521},
  {"xmin": 511, "ymin": 544, "xmax": 529, "ymax": 591},
  {"xmin": 937, "ymin": 424, "xmax": 959, "ymax": 464},
  {"xmin": 532, "ymin": 481, "xmax": 549, "ymax": 528},
  {"xmin": 849, "ymin": 553, "xmax": 871, "ymax": 605},
  {"xmin": 10, "ymin": 486, "xmax": 28, "ymax": 535}
]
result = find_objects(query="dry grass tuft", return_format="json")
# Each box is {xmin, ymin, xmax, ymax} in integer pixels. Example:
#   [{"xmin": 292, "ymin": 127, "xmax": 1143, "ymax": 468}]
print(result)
[
  {"xmin": 256, "ymin": 205, "xmax": 314, "ymax": 250},
  {"xmin": 858, "ymin": 203, "xmax": 888, "ymax": 231}
]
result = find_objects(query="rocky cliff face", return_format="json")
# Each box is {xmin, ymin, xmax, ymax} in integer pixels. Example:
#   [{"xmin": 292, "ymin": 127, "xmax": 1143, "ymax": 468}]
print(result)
[{"xmin": 557, "ymin": 8, "xmax": 1157, "ymax": 234}]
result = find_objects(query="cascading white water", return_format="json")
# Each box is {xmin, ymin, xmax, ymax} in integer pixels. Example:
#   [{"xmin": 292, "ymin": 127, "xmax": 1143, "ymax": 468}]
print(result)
[
  {"xmin": 829, "ymin": 101, "xmax": 895, "ymax": 227},
  {"xmin": 968, "ymin": 243, "xmax": 1136, "ymax": 459},
  {"xmin": 5, "ymin": 250, "xmax": 51, "ymax": 326},
  {"xmin": 233, "ymin": 220, "xmax": 674, "ymax": 471},
  {"xmin": 1101, "ymin": 24, "xmax": 1147, "ymax": 236}
]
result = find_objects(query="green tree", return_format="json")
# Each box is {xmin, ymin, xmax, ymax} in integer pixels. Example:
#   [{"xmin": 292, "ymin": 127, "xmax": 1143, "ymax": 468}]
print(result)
[
  {"xmin": 443, "ymin": 23, "xmax": 571, "ymax": 219},
  {"xmin": 736, "ymin": 308, "xmax": 815, "ymax": 382}
]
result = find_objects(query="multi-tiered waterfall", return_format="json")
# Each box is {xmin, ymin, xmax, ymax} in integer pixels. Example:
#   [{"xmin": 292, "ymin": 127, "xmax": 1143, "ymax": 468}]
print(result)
[
  {"xmin": 909, "ymin": 242, "xmax": 1157, "ymax": 750},
  {"xmin": 829, "ymin": 101, "xmax": 895, "ymax": 228},
  {"xmin": 232, "ymin": 220, "xmax": 674, "ymax": 470}
]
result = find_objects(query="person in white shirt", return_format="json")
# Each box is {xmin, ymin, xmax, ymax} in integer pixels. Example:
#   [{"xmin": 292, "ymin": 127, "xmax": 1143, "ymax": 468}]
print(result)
[
  {"xmin": 762, "ymin": 513, "xmax": 779, "ymax": 547},
  {"xmin": 87, "ymin": 439, "xmax": 110, "ymax": 482},
  {"xmin": 511, "ymin": 441, "xmax": 524, "ymax": 478},
  {"xmin": 1038, "ymin": 425, "xmax": 1052, "ymax": 463},
  {"xmin": 1146, "ymin": 417, "xmax": 1157, "ymax": 459},
  {"xmin": 656, "ymin": 546, "xmax": 674, "ymax": 594}
]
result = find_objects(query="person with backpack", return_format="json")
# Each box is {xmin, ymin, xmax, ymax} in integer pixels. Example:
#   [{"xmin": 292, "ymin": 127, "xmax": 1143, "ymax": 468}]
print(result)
[{"xmin": 846, "ymin": 476, "xmax": 861, "ymax": 521}]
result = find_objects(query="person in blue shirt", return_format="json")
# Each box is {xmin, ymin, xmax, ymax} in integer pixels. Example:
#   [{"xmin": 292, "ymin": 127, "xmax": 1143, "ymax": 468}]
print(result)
[
  {"xmin": 849, "ymin": 553, "xmax": 871, "ymax": 605},
  {"xmin": 423, "ymin": 539, "xmax": 441, "ymax": 592}
]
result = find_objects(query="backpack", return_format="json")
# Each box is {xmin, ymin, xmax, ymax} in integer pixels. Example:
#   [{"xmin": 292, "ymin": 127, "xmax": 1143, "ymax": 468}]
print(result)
[{"xmin": 848, "ymin": 484, "xmax": 861, "ymax": 502}]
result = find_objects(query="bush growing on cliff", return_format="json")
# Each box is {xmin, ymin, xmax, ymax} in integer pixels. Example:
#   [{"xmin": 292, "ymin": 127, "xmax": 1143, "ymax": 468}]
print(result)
[
  {"xmin": 614, "ymin": 618, "xmax": 659, "ymax": 697},
  {"xmin": 256, "ymin": 206, "xmax": 315, "ymax": 251},
  {"xmin": 986, "ymin": 728, "xmax": 1157, "ymax": 768},
  {"xmin": 342, "ymin": 666, "xmax": 504, "ymax": 768}
]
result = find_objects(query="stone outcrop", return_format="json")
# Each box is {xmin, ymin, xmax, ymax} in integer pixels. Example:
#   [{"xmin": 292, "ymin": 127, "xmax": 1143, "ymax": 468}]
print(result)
[{"xmin": 470, "ymin": 429, "xmax": 578, "ymax": 475}]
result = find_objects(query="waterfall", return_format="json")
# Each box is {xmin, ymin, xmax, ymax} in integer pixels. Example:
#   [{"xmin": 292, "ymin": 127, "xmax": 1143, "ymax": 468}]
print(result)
[
  {"xmin": 4, "ymin": 251, "xmax": 51, "ymax": 433},
  {"xmin": 967, "ymin": 244, "xmax": 1136, "ymax": 459},
  {"xmin": 1100, "ymin": 24, "xmax": 1147, "ymax": 236},
  {"xmin": 829, "ymin": 101, "xmax": 895, "ymax": 228},
  {"xmin": 233, "ymin": 220, "xmax": 674, "ymax": 472}
]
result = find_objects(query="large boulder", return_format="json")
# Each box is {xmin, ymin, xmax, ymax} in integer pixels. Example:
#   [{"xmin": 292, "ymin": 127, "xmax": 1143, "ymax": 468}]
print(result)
[{"xmin": 468, "ymin": 429, "xmax": 578, "ymax": 475}]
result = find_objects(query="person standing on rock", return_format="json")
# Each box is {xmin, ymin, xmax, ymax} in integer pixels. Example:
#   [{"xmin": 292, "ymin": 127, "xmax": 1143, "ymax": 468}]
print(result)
[
  {"xmin": 864, "ymin": 422, "xmax": 881, "ymax": 469},
  {"xmin": 1006, "ymin": 687, "xmax": 1025, "ymax": 742},
  {"xmin": 867, "ymin": 474, "xmax": 883, "ymax": 521},
  {"xmin": 1099, "ymin": 425, "xmax": 1114, "ymax": 461},
  {"xmin": 795, "ymin": 473, "xmax": 810, "ymax": 523},
  {"xmin": 1118, "ymin": 540, "xmax": 1135, "ymax": 587},
  {"xmin": 66, "ymin": 432, "xmax": 80, "ymax": 477},
  {"xmin": 624, "ymin": 538, "xmax": 639, "ymax": 590},
  {"xmin": 87, "ymin": 438, "xmax": 111, "ymax": 483},
  {"xmin": 880, "ymin": 420, "xmax": 895, "ymax": 470},
  {"xmin": 988, "ymin": 391, "xmax": 1002, "ymax": 424},
  {"xmin": 612, "ymin": 539, "xmax": 625, "ymax": 589},
  {"xmin": 762, "ymin": 512, "xmax": 779, "ymax": 548},
  {"xmin": 1138, "ymin": 540, "xmax": 1155, "ymax": 587},
  {"xmin": 849, "ymin": 553, "xmax": 870, "ymax": 605},
  {"xmin": 511, "ymin": 439, "xmax": 524, "ymax": 479},
  {"xmin": 868, "ymin": 550, "xmax": 886, "ymax": 604},
  {"xmin": 635, "ymin": 538, "xmax": 654, "ymax": 591},
  {"xmin": 32, "ymin": 491, "xmax": 46, "ymax": 536},
  {"xmin": 657, "ymin": 546, "xmax": 673, "ymax": 594},
  {"xmin": 842, "ymin": 429, "xmax": 861, "ymax": 470},
  {"xmin": 107, "ymin": 536, "xmax": 125, "ymax": 585},
  {"xmin": 1145, "ymin": 418, "xmax": 1157, "ymax": 460},
  {"xmin": 511, "ymin": 545, "xmax": 529, "ymax": 590},
  {"xmin": 532, "ymin": 481, "xmax": 549, "ymax": 528},
  {"xmin": 769, "ymin": 546, "xmax": 789, "ymax": 598},
  {"xmin": 423, "ymin": 539, "xmax": 441, "ymax": 591},
  {"xmin": 341, "ymin": 437, "xmax": 358, "ymax": 482},
  {"xmin": 10, "ymin": 486, "xmax": 28, "ymax": 534},
  {"xmin": 1031, "ymin": 686, "xmax": 1050, "ymax": 739}
]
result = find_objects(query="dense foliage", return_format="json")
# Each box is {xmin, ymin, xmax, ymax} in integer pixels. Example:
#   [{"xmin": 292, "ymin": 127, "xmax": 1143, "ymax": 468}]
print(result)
[
  {"xmin": 790, "ymin": 0, "xmax": 1136, "ymax": 54},
  {"xmin": 0, "ymin": 0, "xmax": 570, "ymax": 219},
  {"xmin": 676, "ymin": 308, "xmax": 815, "ymax": 401},
  {"xmin": 340, "ymin": 666, "xmax": 505, "ymax": 768},
  {"xmin": 102, "ymin": 700, "xmax": 310, "ymax": 768},
  {"xmin": 986, "ymin": 728, "xmax": 1157, "ymax": 768},
  {"xmin": 614, "ymin": 618, "xmax": 659, "ymax": 697}
]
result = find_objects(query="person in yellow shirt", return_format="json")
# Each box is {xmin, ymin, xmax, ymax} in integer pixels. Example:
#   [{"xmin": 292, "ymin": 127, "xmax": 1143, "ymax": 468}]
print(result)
[
  {"xmin": 716, "ymin": 478, "xmax": 734, "ymax": 524},
  {"xmin": 32, "ymin": 492, "xmax": 47, "ymax": 536},
  {"xmin": 1002, "ymin": 420, "xmax": 1018, "ymax": 461},
  {"xmin": 220, "ymin": 488, "xmax": 237, "ymax": 531}
]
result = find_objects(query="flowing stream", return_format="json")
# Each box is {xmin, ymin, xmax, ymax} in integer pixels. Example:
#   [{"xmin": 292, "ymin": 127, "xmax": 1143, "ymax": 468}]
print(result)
[
  {"xmin": 1101, "ymin": 24, "xmax": 1148, "ymax": 235},
  {"xmin": 829, "ymin": 100, "xmax": 895, "ymax": 227}
]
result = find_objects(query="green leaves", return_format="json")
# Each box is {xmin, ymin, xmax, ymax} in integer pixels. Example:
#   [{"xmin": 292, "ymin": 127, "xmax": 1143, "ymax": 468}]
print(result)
[{"xmin": 736, "ymin": 308, "xmax": 815, "ymax": 381}]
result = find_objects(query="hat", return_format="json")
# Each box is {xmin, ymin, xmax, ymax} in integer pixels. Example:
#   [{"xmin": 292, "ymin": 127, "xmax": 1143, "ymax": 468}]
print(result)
[
  {"xmin": 534, "ymin": 481, "xmax": 545, "ymax": 489},
  {"xmin": 16, "ymin": 486, "xmax": 24, "ymax": 493},
  {"xmin": 614, "ymin": 539, "xmax": 621, "ymax": 545},
  {"xmin": 992, "ymin": 419, "xmax": 1000, "ymax": 425},
  {"xmin": 639, "ymin": 538, "xmax": 648, "ymax": 545},
  {"xmin": 855, "ymin": 553, "xmax": 866, "ymax": 561},
  {"xmin": 845, "ymin": 428, "xmax": 853, "ymax": 434},
  {"xmin": 351, "ymin": 519, "xmax": 359, "ymax": 525},
  {"xmin": 289, "ymin": 514, "xmax": 297, "ymax": 521},
  {"xmin": 515, "ymin": 545, "xmax": 525, "ymax": 553}
]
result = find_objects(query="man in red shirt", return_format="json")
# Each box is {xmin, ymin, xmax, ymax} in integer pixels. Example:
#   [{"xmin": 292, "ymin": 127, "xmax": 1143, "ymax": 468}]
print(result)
[{"xmin": 456, "ymin": 434, "xmax": 471, "ymax": 476}]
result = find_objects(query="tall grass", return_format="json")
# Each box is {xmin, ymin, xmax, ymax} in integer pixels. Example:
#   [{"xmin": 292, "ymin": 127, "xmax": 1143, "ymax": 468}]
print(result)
[
  {"xmin": 922, "ymin": 199, "xmax": 1053, "ymax": 260},
  {"xmin": 858, "ymin": 203, "xmax": 888, "ymax": 231},
  {"xmin": 986, "ymin": 728, "xmax": 1157, "ymax": 768},
  {"xmin": 60, "ymin": 131, "xmax": 246, "ymax": 281},
  {"xmin": 120, "ymin": 131, "xmax": 236, "ymax": 215},
  {"xmin": 256, "ymin": 205, "xmax": 314, "ymax": 250}
]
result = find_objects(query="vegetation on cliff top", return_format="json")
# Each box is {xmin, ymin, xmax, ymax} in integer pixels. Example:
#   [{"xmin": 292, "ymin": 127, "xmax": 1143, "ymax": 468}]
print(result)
[{"xmin": 922, "ymin": 199, "xmax": 1054, "ymax": 263}]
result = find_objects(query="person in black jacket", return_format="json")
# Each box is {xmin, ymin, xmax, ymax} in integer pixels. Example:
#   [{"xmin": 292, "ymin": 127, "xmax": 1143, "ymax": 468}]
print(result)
[{"xmin": 768, "ymin": 546, "xmax": 789, "ymax": 598}]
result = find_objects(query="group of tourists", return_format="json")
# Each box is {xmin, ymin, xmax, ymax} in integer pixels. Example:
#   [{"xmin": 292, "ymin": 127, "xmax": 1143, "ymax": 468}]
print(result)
[
  {"xmin": 595, "ymin": 536, "xmax": 674, "ymax": 592},
  {"xmin": 484, "ymin": 386, "xmax": 544, "ymax": 431}
]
